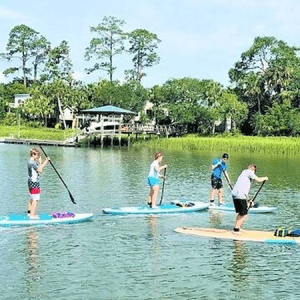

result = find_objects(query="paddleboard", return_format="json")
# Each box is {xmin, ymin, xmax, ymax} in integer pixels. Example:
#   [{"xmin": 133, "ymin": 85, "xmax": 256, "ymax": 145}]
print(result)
[
  {"xmin": 0, "ymin": 213, "xmax": 94, "ymax": 226},
  {"xmin": 103, "ymin": 202, "xmax": 209, "ymax": 215},
  {"xmin": 209, "ymin": 203, "xmax": 278, "ymax": 213},
  {"xmin": 174, "ymin": 227, "xmax": 300, "ymax": 244}
]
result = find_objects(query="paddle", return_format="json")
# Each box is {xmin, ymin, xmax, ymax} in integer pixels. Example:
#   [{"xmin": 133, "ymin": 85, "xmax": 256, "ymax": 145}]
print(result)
[
  {"xmin": 159, "ymin": 168, "xmax": 167, "ymax": 206},
  {"xmin": 248, "ymin": 180, "xmax": 266, "ymax": 211},
  {"xmin": 223, "ymin": 170, "xmax": 233, "ymax": 190},
  {"xmin": 39, "ymin": 146, "xmax": 76, "ymax": 204}
]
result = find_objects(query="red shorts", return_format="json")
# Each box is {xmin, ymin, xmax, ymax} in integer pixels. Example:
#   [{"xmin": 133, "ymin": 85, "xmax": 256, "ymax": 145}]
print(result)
[{"xmin": 29, "ymin": 188, "xmax": 41, "ymax": 201}]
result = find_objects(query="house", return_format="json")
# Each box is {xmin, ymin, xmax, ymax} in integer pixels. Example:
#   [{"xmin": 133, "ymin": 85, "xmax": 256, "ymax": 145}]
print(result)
[
  {"xmin": 9, "ymin": 94, "xmax": 31, "ymax": 109},
  {"xmin": 59, "ymin": 106, "xmax": 76, "ymax": 129}
]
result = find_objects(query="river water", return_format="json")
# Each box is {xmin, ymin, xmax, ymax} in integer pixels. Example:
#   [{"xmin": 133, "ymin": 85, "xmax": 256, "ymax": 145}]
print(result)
[{"xmin": 0, "ymin": 143, "xmax": 300, "ymax": 300}]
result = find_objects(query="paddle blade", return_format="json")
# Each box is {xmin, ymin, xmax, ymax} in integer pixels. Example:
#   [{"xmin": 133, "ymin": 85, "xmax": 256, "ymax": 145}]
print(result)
[{"xmin": 69, "ymin": 191, "xmax": 76, "ymax": 204}]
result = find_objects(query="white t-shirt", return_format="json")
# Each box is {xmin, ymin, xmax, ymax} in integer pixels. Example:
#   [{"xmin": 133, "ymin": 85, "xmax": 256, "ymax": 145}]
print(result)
[
  {"xmin": 148, "ymin": 160, "xmax": 159, "ymax": 179},
  {"xmin": 232, "ymin": 169, "xmax": 257, "ymax": 199}
]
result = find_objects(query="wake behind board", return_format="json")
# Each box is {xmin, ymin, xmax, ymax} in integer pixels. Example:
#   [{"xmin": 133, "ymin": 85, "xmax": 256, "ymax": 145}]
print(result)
[
  {"xmin": 103, "ymin": 202, "xmax": 209, "ymax": 215},
  {"xmin": 209, "ymin": 203, "xmax": 278, "ymax": 213},
  {"xmin": 0, "ymin": 213, "xmax": 94, "ymax": 226},
  {"xmin": 175, "ymin": 227, "xmax": 300, "ymax": 244}
]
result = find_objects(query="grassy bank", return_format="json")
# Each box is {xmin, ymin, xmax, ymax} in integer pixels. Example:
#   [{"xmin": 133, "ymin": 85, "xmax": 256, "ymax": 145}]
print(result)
[
  {"xmin": 0, "ymin": 126, "xmax": 79, "ymax": 141},
  {"xmin": 133, "ymin": 134, "xmax": 300, "ymax": 155}
]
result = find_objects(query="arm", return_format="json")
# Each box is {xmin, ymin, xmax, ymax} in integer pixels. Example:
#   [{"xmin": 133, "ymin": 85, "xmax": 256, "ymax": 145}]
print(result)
[
  {"xmin": 255, "ymin": 176, "xmax": 268, "ymax": 183},
  {"xmin": 158, "ymin": 164, "xmax": 167, "ymax": 172},
  {"xmin": 211, "ymin": 159, "xmax": 221, "ymax": 170},
  {"xmin": 37, "ymin": 157, "xmax": 50, "ymax": 173}
]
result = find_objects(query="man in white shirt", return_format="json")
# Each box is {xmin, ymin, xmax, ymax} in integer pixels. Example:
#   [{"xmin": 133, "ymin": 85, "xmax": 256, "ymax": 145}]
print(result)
[{"xmin": 232, "ymin": 164, "xmax": 268, "ymax": 232}]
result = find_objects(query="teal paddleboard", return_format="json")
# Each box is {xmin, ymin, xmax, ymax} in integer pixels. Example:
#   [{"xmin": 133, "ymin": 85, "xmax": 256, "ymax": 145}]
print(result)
[
  {"xmin": 103, "ymin": 202, "xmax": 209, "ymax": 215},
  {"xmin": 208, "ymin": 203, "xmax": 278, "ymax": 213},
  {"xmin": 0, "ymin": 213, "xmax": 94, "ymax": 226}
]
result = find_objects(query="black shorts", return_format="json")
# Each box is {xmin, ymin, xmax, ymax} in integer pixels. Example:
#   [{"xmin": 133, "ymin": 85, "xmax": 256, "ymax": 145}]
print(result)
[
  {"xmin": 211, "ymin": 175, "xmax": 223, "ymax": 189},
  {"xmin": 233, "ymin": 198, "xmax": 248, "ymax": 216}
]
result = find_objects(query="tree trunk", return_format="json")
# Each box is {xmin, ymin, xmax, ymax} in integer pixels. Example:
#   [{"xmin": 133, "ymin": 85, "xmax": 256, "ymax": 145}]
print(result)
[
  {"xmin": 57, "ymin": 95, "xmax": 66, "ymax": 129},
  {"xmin": 23, "ymin": 53, "xmax": 27, "ymax": 87},
  {"xmin": 33, "ymin": 62, "xmax": 37, "ymax": 82}
]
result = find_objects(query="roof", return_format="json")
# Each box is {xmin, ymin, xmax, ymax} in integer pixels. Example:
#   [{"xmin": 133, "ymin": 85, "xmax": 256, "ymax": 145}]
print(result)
[{"xmin": 81, "ymin": 105, "xmax": 137, "ymax": 115}]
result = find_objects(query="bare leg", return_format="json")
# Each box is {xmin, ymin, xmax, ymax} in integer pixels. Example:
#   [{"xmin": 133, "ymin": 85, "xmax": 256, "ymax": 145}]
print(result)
[
  {"xmin": 218, "ymin": 188, "xmax": 224, "ymax": 204},
  {"xmin": 30, "ymin": 200, "xmax": 39, "ymax": 217},
  {"xmin": 28, "ymin": 200, "xmax": 33, "ymax": 214},
  {"xmin": 234, "ymin": 213, "xmax": 248, "ymax": 230},
  {"xmin": 151, "ymin": 186, "xmax": 160, "ymax": 208},
  {"xmin": 209, "ymin": 188, "xmax": 216, "ymax": 203},
  {"xmin": 148, "ymin": 188, "xmax": 154, "ymax": 205}
]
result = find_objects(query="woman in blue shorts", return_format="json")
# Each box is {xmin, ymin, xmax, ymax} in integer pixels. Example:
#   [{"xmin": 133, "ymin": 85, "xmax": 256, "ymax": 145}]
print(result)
[{"xmin": 147, "ymin": 151, "xmax": 167, "ymax": 208}]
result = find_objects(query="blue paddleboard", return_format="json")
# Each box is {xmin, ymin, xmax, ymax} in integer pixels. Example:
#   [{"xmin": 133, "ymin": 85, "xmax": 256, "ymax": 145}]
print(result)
[
  {"xmin": 103, "ymin": 201, "xmax": 209, "ymax": 215},
  {"xmin": 209, "ymin": 202, "xmax": 277, "ymax": 213},
  {"xmin": 0, "ymin": 213, "xmax": 94, "ymax": 226}
]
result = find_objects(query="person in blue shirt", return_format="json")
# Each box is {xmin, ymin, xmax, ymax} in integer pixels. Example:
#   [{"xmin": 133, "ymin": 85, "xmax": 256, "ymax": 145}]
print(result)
[{"xmin": 209, "ymin": 153, "xmax": 231, "ymax": 205}]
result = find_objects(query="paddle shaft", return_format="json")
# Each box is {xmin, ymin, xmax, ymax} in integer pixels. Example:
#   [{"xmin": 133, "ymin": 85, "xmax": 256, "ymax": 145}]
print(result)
[
  {"xmin": 248, "ymin": 180, "xmax": 266, "ymax": 211},
  {"xmin": 159, "ymin": 168, "xmax": 167, "ymax": 206},
  {"xmin": 223, "ymin": 170, "xmax": 233, "ymax": 190},
  {"xmin": 39, "ymin": 146, "xmax": 76, "ymax": 204},
  {"xmin": 252, "ymin": 180, "xmax": 266, "ymax": 202}
]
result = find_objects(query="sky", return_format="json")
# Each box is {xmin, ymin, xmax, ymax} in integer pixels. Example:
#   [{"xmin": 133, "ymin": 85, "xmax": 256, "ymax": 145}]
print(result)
[{"xmin": 1, "ymin": 0, "xmax": 300, "ymax": 88}]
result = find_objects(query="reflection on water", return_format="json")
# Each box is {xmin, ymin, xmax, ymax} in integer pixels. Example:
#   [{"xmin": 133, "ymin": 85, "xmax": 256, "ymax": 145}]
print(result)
[
  {"xmin": 25, "ymin": 228, "xmax": 41, "ymax": 298},
  {"xmin": 209, "ymin": 209, "xmax": 224, "ymax": 228}
]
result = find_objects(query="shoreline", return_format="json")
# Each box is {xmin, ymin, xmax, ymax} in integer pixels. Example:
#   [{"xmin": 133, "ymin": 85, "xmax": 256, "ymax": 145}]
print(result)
[{"xmin": 0, "ymin": 137, "xmax": 78, "ymax": 147}]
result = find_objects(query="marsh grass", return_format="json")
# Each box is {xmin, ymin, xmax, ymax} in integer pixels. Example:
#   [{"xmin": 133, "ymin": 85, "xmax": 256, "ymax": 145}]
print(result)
[
  {"xmin": 0, "ymin": 126, "xmax": 79, "ymax": 141},
  {"xmin": 133, "ymin": 134, "xmax": 300, "ymax": 155}
]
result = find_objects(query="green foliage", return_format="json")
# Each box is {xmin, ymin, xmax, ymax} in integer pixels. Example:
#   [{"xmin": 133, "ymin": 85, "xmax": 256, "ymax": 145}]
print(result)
[
  {"xmin": 1, "ymin": 24, "xmax": 40, "ymax": 86},
  {"xmin": 230, "ymin": 36, "xmax": 300, "ymax": 133},
  {"xmin": 85, "ymin": 16, "xmax": 126, "ymax": 81},
  {"xmin": 126, "ymin": 29, "xmax": 161, "ymax": 82},
  {"xmin": 21, "ymin": 86, "xmax": 55, "ymax": 125},
  {"xmin": 255, "ymin": 100, "xmax": 300, "ymax": 136},
  {"xmin": 0, "ymin": 125, "xmax": 78, "ymax": 140},
  {"xmin": 90, "ymin": 80, "xmax": 148, "ymax": 112},
  {"xmin": 43, "ymin": 40, "xmax": 73, "ymax": 82},
  {"xmin": 213, "ymin": 91, "xmax": 248, "ymax": 130},
  {"xmin": 134, "ymin": 134, "xmax": 300, "ymax": 156}
]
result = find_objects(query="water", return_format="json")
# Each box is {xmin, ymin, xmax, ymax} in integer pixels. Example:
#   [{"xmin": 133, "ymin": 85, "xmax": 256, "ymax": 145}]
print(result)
[{"xmin": 0, "ymin": 144, "xmax": 300, "ymax": 299}]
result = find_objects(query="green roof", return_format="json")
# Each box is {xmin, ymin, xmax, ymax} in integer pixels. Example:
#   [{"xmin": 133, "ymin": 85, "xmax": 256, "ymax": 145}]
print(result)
[{"xmin": 81, "ymin": 105, "xmax": 137, "ymax": 115}]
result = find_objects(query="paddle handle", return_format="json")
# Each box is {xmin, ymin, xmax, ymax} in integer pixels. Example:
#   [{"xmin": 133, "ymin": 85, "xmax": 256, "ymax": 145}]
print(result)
[
  {"xmin": 40, "ymin": 146, "xmax": 76, "ymax": 204},
  {"xmin": 159, "ymin": 167, "xmax": 167, "ymax": 206}
]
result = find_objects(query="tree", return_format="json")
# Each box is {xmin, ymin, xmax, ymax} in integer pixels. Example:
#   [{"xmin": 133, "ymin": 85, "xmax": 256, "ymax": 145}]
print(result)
[
  {"xmin": 158, "ymin": 78, "xmax": 218, "ymax": 131},
  {"xmin": 21, "ymin": 86, "xmax": 54, "ymax": 126},
  {"xmin": 90, "ymin": 79, "xmax": 147, "ymax": 113},
  {"xmin": 43, "ymin": 41, "xmax": 73, "ymax": 82},
  {"xmin": 1, "ymin": 24, "xmax": 39, "ymax": 87},
  {"xmin": 125, "ymin": 29, "xmax": 161, "ymax": 82},
  {"xmin": 85, "ymin": 16, "xmax": 126, "ymax": 81},
  {"xmin": 212, "ymin": 91, "xmax": 248, "ymax": 132},
  {"xmin": 255, "ymin": 100, "xmax": 300, "ymax": 136},
  {"xmin": 229, "ymin": 36, "xmax": 300, "ymax": 133},
  {"xmin": 31, "ymin": 35, "xmax": 50, "ymax": 82}
]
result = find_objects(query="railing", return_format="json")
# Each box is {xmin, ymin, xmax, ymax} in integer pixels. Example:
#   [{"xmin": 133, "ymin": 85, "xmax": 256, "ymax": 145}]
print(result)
[{"xmin": 123, "ymin": 124, "xmax": 187, "ymax": 136}]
